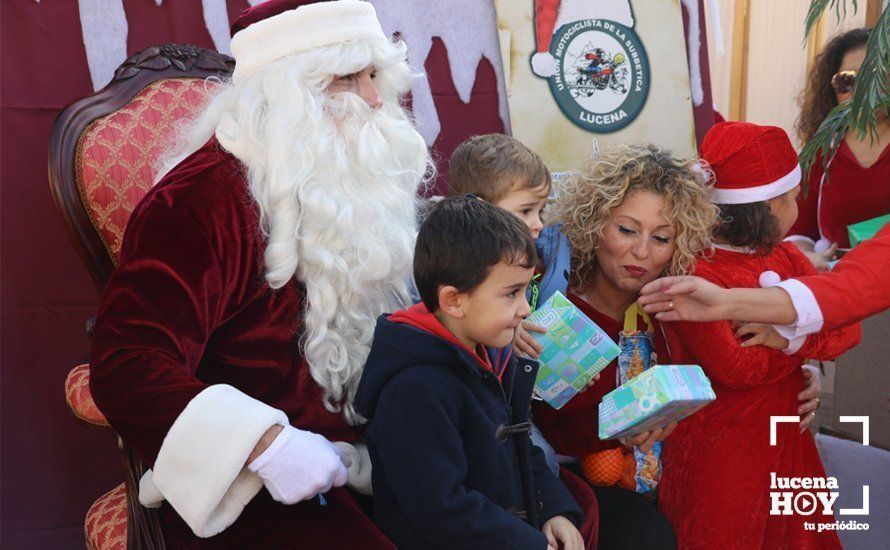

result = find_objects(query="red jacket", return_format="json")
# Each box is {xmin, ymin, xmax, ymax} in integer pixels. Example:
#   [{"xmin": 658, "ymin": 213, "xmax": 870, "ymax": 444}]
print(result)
[{"xmin": 797, "ymin": 222, "xmax": 890, "ymax": 330}]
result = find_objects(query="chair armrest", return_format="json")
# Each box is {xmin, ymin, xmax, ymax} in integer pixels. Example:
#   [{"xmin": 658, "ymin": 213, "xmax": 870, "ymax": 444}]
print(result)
[{"xmin": 65, "ymin": 364, "xmax": 111, "ymax": 428}]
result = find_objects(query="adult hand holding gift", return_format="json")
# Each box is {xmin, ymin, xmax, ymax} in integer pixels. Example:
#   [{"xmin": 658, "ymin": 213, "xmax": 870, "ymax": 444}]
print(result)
[{"xmin": 619, "ymin": 422, "xmax": 677, "ymax": 454}]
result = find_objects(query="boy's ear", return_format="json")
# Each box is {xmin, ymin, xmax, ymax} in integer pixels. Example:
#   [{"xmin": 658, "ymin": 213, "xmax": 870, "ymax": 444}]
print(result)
[{"xmin": 437, "ymin": 285, "xmax": 466, "ymax": 319}]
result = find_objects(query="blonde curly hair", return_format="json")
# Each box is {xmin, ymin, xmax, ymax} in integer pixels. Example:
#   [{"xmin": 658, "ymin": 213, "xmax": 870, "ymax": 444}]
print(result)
[{"xmin": 548, "ymin": 145, "xmax": 718, "ymax": 289}]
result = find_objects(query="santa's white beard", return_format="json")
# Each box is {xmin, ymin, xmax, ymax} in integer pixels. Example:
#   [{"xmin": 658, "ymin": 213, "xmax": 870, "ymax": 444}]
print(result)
[{"xmin": 254, "ymin": 92, "xmax": 428, "ymax": 424}]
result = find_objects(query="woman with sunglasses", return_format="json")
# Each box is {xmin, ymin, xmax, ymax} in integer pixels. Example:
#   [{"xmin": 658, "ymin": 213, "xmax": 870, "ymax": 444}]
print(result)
[{"xmin": 790, "ymin": 27, "xmax": 890, "ymax": 268}]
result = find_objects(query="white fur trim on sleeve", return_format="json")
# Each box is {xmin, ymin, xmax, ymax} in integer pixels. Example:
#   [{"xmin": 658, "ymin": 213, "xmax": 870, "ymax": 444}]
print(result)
[
  {"xmin": 773, "ymin": 279, "xmax": 825, "ymax": 340},
  {"xmin": 814, "ymin": 238, "xmax": 834, "ymax": 254},
  {"xmin": 138, "ymin": 384, "xmax": 289, "ymax": 538}
]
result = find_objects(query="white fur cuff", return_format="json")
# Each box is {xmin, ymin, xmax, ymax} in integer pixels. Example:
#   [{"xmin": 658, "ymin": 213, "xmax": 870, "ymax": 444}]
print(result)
[
  {"xmin": 138, "ymin": 385, "xmax": 289, "ymax": 538},
  {"xmin": 783, "ymin": 335, "xmax": 807, "ymax": 355},
  {"xmin": 783, "ymin": 234, "xmax": 817, "ymax": 248},
  {"xmin": 773, "ymin": 279, "xmax": 825, "ymax": 340}
]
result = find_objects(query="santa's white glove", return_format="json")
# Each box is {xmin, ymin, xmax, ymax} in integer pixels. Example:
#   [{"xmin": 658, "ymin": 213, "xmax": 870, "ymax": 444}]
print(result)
[
  {"xmin": 247, "ymin": 425, "xmax": 348, "ymax": 504},
  {"xmin": 332, "ymin": 441, "xmax": 373, "ymax": 496}
]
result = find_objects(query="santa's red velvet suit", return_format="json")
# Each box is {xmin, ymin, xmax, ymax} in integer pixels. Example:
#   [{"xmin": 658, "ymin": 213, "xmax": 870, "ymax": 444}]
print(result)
[
  {"xmin": 89, "ymin": 1, "xmax": 410, "ymax": 546},
  {"xmin": 90, "ymin": 140, "xmax": 395, "ymax": 548},
  {"xmin": 658, "ymin": 123, "xmax": 861, "ymax": 549}
]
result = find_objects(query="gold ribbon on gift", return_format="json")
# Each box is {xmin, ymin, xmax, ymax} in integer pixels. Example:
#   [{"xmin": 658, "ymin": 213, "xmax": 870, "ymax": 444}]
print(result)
[{"xmin": 623, "ymin": 302, "xmax": 654, "ymax": 334}]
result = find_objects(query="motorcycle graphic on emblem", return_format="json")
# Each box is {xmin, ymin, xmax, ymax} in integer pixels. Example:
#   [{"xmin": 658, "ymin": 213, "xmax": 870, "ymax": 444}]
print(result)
[{"xmin": 571, "ymin": 48, "xmax": 629, "ymax": 97}]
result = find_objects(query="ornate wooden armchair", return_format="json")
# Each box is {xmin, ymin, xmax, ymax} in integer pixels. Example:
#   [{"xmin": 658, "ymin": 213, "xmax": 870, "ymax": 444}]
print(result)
[{"xmin": 48, "ymin": 44, "xmax": 234, "ymax": 550}]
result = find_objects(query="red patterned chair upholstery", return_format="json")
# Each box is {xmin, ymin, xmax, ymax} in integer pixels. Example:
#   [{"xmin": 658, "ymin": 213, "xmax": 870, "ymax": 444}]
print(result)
[
  {"xmin": 85, "ymin": 484, "xmax": 128, "ymax": 550},
  {"xmin": 49, "ymin": 43, "xmax": 234, "ymax": 550},
  {"xmin": 65, "ymin": 364, "xmax": 110, "ymax": 427}
]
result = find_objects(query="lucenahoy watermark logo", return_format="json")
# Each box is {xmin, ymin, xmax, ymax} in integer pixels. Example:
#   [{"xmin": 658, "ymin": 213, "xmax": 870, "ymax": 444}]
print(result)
[
  {"xmin": 540, "ymin": 18, "xmax": 650, "ymax": 133},
  {"xmin": 769, "ymin": 415, "xmax": 871, "ymax": 533}
]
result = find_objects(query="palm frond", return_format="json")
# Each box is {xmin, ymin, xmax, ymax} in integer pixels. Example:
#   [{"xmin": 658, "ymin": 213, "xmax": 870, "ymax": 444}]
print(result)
[
  {"xmin": 804, "ymin": 0, "xmax": 832, "ymax": 42},
  {"xmin": 804, "ymin": 0, "xmax": 860, "ymax": 42},
  {"xmin": 849, "ymin": 7, "xmax": 890, "ymax": 142},
  {"xmin": 799, "ymin": 102, "xmax": 851, "ymax": 193}
]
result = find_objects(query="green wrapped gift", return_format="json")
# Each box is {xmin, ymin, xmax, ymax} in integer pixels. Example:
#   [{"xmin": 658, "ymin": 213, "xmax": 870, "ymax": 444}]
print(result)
[
  {"xmin": 598, "ymin": 365, "xmax": 716, "ymax": 439},
  {"xmin": 848, "ymin": 214, "xmax": 890, "ymax": 247}
]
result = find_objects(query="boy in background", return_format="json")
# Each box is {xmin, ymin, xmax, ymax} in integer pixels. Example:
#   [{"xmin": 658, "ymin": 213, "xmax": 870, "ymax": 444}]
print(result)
[{"xmin": 448, "ymin": 134, "xmax": 572, "ymax": 359}]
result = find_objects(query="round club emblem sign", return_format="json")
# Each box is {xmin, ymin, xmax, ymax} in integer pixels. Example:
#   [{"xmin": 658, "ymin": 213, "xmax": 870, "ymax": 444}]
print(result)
[{"xmin": 547, "ymin": 19, "xmax": 650, "ymax": 133}]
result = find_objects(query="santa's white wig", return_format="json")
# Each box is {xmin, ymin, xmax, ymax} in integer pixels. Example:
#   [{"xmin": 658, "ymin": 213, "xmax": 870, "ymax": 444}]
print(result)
[{"xmin": 160, "ymin": 37, "xmax": 432, "ymax": 424}]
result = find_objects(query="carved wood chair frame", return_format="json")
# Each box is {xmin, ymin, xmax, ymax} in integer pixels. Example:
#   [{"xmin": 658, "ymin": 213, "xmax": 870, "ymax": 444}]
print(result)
[{"xmin": 48, "ymin": 43, "xmax": 234, "ymax": 550}]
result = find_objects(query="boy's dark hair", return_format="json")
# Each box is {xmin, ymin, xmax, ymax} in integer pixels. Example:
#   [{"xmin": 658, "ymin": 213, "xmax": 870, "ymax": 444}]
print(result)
[
  {"xmin": 714, "ymin": 202, "xmax": 782, "ymax": 252},
  {"xmin": 414, "ymin": 198, "xmax": 538, "ymax": 312},
  {"xmin": 448, "ymin": 134, "xmax": 552, "ymax": 202}
]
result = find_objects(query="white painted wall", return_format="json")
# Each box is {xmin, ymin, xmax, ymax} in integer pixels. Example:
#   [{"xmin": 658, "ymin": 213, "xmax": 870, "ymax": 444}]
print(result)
[{"xmin": 705, "ymin": 0, "xmax": 868, "ymax": 147}]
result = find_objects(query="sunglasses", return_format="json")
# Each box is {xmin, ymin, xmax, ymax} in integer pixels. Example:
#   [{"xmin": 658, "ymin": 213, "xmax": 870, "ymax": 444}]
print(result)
[{"xmin": 831, "ymin": 70, "xmax": 857, "ymax": 94}]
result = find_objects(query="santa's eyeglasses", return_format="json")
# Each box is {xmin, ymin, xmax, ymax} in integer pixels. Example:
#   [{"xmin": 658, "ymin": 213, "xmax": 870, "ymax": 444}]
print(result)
[{"xmin": 830, "ymin": 70, "xmax": 857, "ymax": 94}]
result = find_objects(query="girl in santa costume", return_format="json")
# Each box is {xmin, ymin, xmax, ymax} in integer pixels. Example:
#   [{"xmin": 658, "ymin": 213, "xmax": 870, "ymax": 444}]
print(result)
[{"xmin": 657, "ymin": 122, "xmax": 861, "ymax": 549}]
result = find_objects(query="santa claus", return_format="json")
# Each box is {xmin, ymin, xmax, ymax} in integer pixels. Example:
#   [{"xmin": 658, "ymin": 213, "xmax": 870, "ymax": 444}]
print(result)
[
  {"xmin": 90, "ymin": 0, "xmax": 430, "ymax": 546},
  {"xmin": 531, "ymin": 0, "xmax": 635, "ymax": 77}
]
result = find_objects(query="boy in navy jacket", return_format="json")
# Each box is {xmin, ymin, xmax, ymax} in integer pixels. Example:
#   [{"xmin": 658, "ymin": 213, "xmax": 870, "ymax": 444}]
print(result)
[
  {"xmin": 448, "ymin": 134, "xmax": 575, "ymax": 474},
  {"xmin": 355, "ymin": 198, "xmax": 597, "ymax": 549}
]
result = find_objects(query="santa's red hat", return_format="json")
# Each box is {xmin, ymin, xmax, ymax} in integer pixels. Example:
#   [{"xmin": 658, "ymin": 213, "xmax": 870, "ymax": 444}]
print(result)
[
  {"xmin": 229, "ymin": 0, "xmax": 387, "ymax": 84},
  {"xmin": 701, "ymin": 122, "xmax": 801, "ymax": 205}
]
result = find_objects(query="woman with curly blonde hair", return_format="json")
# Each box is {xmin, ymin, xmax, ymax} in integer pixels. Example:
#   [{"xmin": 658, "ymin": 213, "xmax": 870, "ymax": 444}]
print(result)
[{"xmin": 530, "ymin": 144, "xmax": 717, "ymax": 550}]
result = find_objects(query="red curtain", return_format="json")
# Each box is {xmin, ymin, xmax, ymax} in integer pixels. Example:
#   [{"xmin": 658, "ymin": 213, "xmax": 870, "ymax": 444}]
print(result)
[{"xmin": 0, "ymin": 1, "xmax": 709, "ymax": 547}]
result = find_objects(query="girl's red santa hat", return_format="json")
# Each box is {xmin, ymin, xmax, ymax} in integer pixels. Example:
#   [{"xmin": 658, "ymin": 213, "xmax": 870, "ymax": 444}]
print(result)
[
  {"xmin": 229, "ymin": 0, "xmax": 388, "ymax": 84},
  {"xmin": 701, "ymin": 121, "xmax": 801, "ymax": 205}
]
